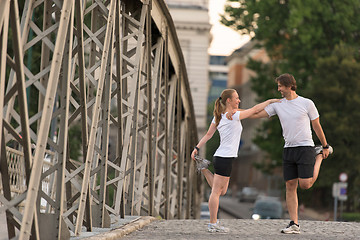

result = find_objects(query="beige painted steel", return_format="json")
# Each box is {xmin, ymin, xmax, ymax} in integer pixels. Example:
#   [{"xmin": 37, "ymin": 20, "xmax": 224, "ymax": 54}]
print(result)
[{"xmin": 0, "ymin": 0, "xmax": 200, "ymax": 239}]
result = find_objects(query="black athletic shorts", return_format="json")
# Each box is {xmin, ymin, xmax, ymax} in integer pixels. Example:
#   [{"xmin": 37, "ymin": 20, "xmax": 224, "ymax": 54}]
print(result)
[
  {"xmin": 283, "ymin": 146, "xmax": 316, "ymax": 181},
  {"xmin": 213, "ymin": 156, "xmax": 234, "ymax": 177}
]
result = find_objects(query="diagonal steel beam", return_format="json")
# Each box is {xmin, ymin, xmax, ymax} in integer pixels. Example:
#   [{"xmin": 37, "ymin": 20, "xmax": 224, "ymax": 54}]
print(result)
[
  {"xmin": 19, "ymin": 1, "xmax": 74, "ymax": 239},
  {"xmin": 74, "ymin": 0, "xmax": 116, "ymax": 234},
  {"xmin": 0, "ymin": 0, "xmax": 9, "ymax": 154}
]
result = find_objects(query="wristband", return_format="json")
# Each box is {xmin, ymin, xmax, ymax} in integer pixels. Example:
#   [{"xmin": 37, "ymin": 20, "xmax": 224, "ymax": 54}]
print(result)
[
  {"xmin": 194, "ymin": 146, "xmax": 200, "ymax": 152},
  {"xmin": 323, "ymin": 144, "xmax": 329, "ymax": 149}
]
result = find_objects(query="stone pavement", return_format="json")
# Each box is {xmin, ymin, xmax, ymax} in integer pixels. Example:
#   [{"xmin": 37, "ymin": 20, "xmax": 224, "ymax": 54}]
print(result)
[
  {"xmin": 1, "ymin": 212, "xmax": 360, "ymax": 239},
  {"xmin": 120, "ymin": 219, "xmax": 360, "ymax": 240}
]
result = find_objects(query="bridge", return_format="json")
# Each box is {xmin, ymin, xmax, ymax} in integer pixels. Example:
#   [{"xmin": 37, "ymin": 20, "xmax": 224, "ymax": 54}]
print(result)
[{"xmin": 0, "ymin": 0, "xmax": 202, "ymax": 239}]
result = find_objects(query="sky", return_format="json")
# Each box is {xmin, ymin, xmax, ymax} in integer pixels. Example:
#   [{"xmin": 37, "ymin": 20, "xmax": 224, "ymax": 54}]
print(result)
[{"xmin": 208, "ymin": 0, "xmax": 250, "ymax": 56}]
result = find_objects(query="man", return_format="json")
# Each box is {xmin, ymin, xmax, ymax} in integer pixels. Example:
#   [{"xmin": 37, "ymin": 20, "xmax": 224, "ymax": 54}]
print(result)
[{"xmin": 230, "ymin": 73, "xmax": 332, "ymax": 234}]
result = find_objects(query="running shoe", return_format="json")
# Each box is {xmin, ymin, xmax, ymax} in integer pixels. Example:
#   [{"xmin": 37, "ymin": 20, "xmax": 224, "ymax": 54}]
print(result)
[
  {"xmin": 194, "ymin": 155, "xmax": 210, "ymax": 172},
  {"xmin": 208, "ymin": 221, "xmax": 229, "ymax": 233},
  {"xmin": 315, "ymin": 145, "xmax": 334, "ymax": 155},
  {"xmin": 281, "ymin": 221, "xmax": 300, "ymax": 234}
]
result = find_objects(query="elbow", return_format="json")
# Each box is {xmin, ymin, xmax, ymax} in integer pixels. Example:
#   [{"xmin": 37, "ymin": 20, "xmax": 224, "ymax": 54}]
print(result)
[
  {"xmin": 251, "ymin": 107, "xmax": 258, "ymax": 113},
  {"xmin": 254, "ymin": 109, "xmax": 261, "ymax": 114}
]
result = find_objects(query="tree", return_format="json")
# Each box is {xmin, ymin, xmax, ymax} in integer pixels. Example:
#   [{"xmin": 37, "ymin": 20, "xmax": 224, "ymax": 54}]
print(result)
[
  {"xmin": 221, "ymin": 0, "xmax": 360, "ymax": 208},
  {"xmin": 309, "ymin": 44, "xmax": 360, "ymax": 210},
  {"xmin": 221, "ymin": 0, "xmax": 360, "ymax": 81}
]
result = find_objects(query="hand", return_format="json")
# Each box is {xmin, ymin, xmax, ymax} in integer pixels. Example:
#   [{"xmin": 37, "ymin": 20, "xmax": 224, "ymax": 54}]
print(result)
[
  {"xmin": 191, "ymin": 149, "xmax": 198, "ymax": 160},
  {"xmin": 322, "ymin": 148, "xmax": 329, "ymax": 159},
  {"xmin": 226, "ymin": 109, "xmax": 237, "ymax": 120},
  {"xmin": 269, "ymin": 99, "xmax": 281, "ymax": 104}
]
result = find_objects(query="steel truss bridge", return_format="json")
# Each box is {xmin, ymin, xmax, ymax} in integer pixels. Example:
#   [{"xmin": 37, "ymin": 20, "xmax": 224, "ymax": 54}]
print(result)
[{"xmin": 0, "ymin": 0, "xmax": 201, "ymax": 239}]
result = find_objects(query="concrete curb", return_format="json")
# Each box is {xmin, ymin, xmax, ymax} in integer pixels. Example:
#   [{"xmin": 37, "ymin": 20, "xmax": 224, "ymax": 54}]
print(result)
[{"xmin": 86, "ymin": 216, "xmax": 157, "ymax": 239}]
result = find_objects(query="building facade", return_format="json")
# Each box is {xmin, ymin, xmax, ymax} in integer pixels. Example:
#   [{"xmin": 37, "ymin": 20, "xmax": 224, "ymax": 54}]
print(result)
[
  {"xmin": 208, "ymin": 55, "xmax": 228, "ymax": 105},
  {"xmin": 165, "ymin": 0, "xmax": 211, "ymax": 138}
]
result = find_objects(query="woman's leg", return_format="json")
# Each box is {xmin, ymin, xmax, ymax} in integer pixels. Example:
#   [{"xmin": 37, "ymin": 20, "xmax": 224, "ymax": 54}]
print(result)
[
  {"xmin": 201, "ymin": 169, "xmax": 214, "ymax": 187},
  {"xmin": 208, "ymin": 174, "xmax": 230, "ymax": 224}
]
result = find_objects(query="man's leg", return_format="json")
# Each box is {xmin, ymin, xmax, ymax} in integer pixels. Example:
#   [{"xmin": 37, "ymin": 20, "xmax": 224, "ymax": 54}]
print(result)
[
  {"xmin": 307, "ymin": 154, "xmax": 324, "ymax": 186},
  {"xmin": 303, "ymin": 146, "xmax": 333, "ymax": 188},
  {"xmin": 311, "ymin": 154, "xmax": 324, "ymax": 185},
  {"xmin": 286, "ymin": 179, "xmax": 299, "ymax": 224},
  {"xmin": 298, "ymin": 154, "xmax": 324, "ymax": 189}
]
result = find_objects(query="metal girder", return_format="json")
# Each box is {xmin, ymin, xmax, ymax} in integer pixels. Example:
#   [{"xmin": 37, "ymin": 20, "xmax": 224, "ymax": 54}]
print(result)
[
  {"xmin": 19, "ymin": 1, "xmax": 74, "ymax": 239},
  {"xmin": 1, "ymin": 0, "xmax": 38, "ymax": 239},
  {"xmin": 0, "ymin": 0, "xmax": 9, "ymax": 154},
  {"xmin": 0, "ymin": 0, "xmax": 200, "ymax": 239}
]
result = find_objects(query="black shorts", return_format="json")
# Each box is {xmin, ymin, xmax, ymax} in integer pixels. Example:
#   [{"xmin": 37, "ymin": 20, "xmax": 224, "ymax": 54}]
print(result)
[
  {"xmin": 213, "ymin": 156, "xmax": 234, "ymax": 177},
  {"xmin": 283, "ymin": 146, "xmax": 316, "ymax": 181}
]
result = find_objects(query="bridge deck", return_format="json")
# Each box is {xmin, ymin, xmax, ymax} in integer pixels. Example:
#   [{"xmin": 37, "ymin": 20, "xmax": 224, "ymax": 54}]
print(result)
[
  {"xmin": 3, "ymin": 211, "xmax": 358, "ymax": 240},
  {"xmin": 108, "ymin": 218, "xmax": 359, "ymax": 240}
]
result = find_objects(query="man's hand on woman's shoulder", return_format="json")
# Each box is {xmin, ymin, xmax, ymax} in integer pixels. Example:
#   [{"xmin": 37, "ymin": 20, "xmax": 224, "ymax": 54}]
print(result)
[
  {"xmin": 226, "ymin": 109, "xmax": 239, "ymax": 120},
  {"xmin": 269, "ymin": 98, "xmax": 282, "ymax": 104}
]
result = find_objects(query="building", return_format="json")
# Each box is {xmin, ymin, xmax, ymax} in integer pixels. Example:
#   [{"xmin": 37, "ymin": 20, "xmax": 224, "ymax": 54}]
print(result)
[
  {"xmin": 208, "ymin": 55, "xmax": 228, "ymax": 105},
  {"xmin": 165, "ymin": 0, "xmax": 211, "ymax": 138}
]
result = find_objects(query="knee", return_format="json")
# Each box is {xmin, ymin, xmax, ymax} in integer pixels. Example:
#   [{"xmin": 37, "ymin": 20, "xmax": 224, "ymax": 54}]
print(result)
[
  {"xmin": 212, "ymin": 187, "xmax": 227, "ymax": 196},
  {"xmin": 286, "ymin": 181, "xmax": 298, "ymax": 192},
  {"xmin": 299, "ymin": 182, "xmax": 312, "ymax": 190},
  {"xmin": 220, "ymin": 189, "xmax": 227, "ymax": 196},
  {"xmin": 211, "ymin": 188, "xmax": 222, "ymax": 196}
]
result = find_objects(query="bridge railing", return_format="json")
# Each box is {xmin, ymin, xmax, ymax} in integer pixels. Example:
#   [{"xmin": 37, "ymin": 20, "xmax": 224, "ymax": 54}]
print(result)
[
  {"xmin": 3, "ymin": 147, "xmax": 28, "ymax": 195},
  {"xmin": 0, "ymin": 0, "xmax": 202, "ymax": 239},
  {"xmin": 1, "ymin": 147, "xmax": 56, "ymax": 211}
]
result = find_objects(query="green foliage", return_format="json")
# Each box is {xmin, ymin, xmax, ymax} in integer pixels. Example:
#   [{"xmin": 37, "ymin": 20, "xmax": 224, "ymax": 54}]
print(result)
[
  {"xmin": 342, "ymin": 212, "xmax": 360, "ymax": 222},
  {"xmin": 221, "ymin": 0, "xmax": 360, "ymax": 209},
  {"xmin": 308, "ymin": 44, "xmax": 360, "ymax": 209},
  {"xmin": 68, "ymin": 124, "xmax": 82, "ymax": 161},
  {"xmin": 221, "ymin": 0, "xmax": 360, "ymax": 82}
]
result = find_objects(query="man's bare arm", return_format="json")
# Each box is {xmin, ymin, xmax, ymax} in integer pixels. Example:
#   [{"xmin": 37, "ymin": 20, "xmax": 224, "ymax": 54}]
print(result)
[{"xmin": 311, "ymin": 117, "xmax": 330, "ymax": 159}]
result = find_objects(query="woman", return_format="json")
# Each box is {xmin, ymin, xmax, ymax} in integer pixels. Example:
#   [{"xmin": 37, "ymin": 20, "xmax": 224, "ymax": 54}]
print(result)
[{"xmin": 191, "ymin": 89, "xmax": 279, "ymax": 233}]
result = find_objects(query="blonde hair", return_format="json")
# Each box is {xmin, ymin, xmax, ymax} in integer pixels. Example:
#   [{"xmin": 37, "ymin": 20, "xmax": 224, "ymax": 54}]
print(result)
[{"xmin": 213, "ymin": 89, "xmax": 236, "ymax": 127}]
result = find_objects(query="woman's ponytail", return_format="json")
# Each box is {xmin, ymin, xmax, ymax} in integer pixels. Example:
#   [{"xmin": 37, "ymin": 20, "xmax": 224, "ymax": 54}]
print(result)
[
  {"xmin": 213, "ymin": 97, "xmax": 224, "ymax": 127},
  {"xmin": 213, "ymin": 89, "xmax": 235, "ymax": 127}
]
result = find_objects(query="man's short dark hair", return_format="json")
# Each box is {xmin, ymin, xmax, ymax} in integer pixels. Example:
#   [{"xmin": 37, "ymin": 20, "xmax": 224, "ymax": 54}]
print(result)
[{"xmin": 276, "ymin": 73, "xmax": 297, "ymax": 91}]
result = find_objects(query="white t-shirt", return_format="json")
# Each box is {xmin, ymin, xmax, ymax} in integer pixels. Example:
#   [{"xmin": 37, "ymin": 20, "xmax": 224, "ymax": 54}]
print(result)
[
  {"xmin": 264, "ymin": 96, "xmax": 319, "ymax": 148},
  {"xmin": 211, "ymin": 111, "xmax": 243, "ymax": 157}
]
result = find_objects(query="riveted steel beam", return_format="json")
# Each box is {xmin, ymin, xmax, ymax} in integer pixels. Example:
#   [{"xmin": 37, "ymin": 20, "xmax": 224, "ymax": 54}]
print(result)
[{"xmin": 0, "ymin": 1, "xmax": 200, "ymax": 239}]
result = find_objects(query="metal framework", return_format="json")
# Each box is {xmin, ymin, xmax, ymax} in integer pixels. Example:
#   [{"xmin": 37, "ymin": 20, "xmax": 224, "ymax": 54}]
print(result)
[{"xmin": 0, "ymin": 0, "xmax": 201, "ymax": 239}]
